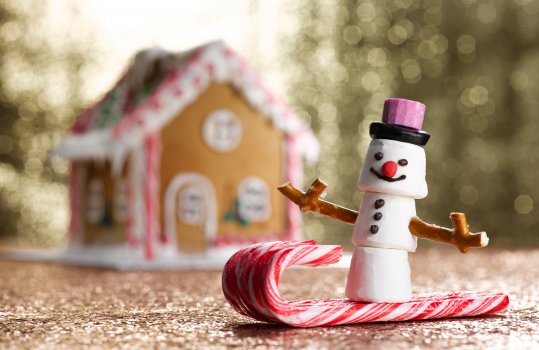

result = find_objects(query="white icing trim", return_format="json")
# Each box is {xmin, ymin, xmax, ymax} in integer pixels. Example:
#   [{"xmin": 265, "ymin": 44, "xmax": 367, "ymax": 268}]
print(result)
[
  {"xmin": 52, "ymin": 41, "xmax": 319, "ymax": 169},
  {"xmin": 164, "ymin": 173, "xmax": 217, "ymax": 248},
  {"xmin": 53, "ymin": 130, "xmax": 113, "ymax": 159}
]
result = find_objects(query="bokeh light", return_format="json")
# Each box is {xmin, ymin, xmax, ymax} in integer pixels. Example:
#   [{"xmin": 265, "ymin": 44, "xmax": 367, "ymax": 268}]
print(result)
[
  {"xmin": 283, "ymin": 0, "xmax": 539, "ymax": 248},
  {"xmin": 2, "ymin": 0, "xmax": 539, "ymax": 248}
]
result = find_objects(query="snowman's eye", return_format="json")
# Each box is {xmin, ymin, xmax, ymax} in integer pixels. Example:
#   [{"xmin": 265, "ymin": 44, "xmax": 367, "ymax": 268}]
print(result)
[
  {"xmin": 374, "ymin": 152, "xmax": 383, "ymax": 161},
  {"xmin": 398, "ymin": 159, "xmax": 408, "ymax": 166}
]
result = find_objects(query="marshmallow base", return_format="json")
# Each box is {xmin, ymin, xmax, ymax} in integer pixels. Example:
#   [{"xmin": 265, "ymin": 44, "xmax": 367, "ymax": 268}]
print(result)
[
  {"xmin": 222, "ymin": 241, "xmax": 509, "ymax": 327},
  {"xmin": 346, "ymin": 246, "xmax": 411, "ymax": 303}
]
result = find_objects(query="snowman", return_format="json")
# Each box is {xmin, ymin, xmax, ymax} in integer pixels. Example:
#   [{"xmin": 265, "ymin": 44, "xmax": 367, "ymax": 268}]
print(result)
[
  {"xmin": 279, "ymin": 98, "xmax": 488, "ymax": 303},
  {"xmin": 346, "ymin": 98, "xmax": 430, "ymax": 303}
]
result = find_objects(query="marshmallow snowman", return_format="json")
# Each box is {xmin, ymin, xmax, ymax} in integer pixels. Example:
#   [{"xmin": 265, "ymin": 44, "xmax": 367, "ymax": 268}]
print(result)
[
  {"xmin": 345, "ymin": 98, "xmax": 431, "ymax": 303},
  {"xmin": 278, "ymin": 97, "xmax": 489, "ymax": 303}
]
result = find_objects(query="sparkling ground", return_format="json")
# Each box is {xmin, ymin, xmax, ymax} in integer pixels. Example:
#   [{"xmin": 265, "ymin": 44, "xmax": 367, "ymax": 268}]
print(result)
[{"xmin": 1, "ymin": 249, "xmax": 538, "ymax": 349}]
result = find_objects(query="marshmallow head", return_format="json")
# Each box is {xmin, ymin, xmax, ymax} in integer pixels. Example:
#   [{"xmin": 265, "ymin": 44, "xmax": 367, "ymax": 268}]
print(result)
[{"xmin": 358, "ymin": 139, "xmax": 427, "ymax": 199}]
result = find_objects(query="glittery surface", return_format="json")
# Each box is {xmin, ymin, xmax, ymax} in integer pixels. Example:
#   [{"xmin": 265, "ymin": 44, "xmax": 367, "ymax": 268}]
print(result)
[{"xmin": 1, "ymin": 249, "xmax": 538, "ymax": 349}]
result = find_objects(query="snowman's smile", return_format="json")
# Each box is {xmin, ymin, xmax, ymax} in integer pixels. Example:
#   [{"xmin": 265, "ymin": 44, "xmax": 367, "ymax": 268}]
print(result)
[{"xmin": 370, "ymin": 167, "xmax": 407, "ymax": 182}]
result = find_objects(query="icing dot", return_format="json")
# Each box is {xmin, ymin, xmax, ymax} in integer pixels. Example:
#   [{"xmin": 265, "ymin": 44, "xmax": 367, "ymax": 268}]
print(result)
[
  {"xmin": 373, "ymin": 212, "xmax": 383, "ymax": 221},
  {"xmin": 374, "ymin": 199, "xmax": 385, "ymax": 209},
  {"xmin": 370, "ymin": 225, "xmax": 379, "ymax": 234}
]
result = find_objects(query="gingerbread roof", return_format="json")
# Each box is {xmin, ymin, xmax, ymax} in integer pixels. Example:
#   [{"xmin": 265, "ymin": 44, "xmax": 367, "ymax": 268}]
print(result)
[{"xmin": 53, "ymin": 41, "xmax": 319, "ymax": 171}]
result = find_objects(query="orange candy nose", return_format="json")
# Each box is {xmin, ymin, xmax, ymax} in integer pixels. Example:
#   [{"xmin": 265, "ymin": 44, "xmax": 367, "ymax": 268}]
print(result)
[{"xmin": 382, "ymin": 161, "xmax": 398, "ymax": 177}]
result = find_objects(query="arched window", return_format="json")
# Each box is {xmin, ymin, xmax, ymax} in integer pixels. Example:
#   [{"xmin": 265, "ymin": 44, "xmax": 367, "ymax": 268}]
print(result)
[
  {"xmin": 237, "ymin": 177, "xmax": 271, "ymax": 223},
  {"xmin": 178, "ymin": 186, "xmax": 204, "ymax": 225},
  {"xmin": 86, "ymin": 178, "xmax": 104, "ymax": 224}
]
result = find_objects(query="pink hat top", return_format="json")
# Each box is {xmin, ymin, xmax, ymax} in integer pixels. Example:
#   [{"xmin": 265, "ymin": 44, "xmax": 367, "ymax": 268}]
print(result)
[{"xmin": 382, "ymin": 98, "xmax": 426, "ymax": 131}]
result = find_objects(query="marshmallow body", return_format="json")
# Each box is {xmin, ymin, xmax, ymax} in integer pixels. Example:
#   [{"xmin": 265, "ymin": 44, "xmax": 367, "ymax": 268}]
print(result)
[
  {"xmin": 352, "ymin": 192, "xmax": 417, "ymax": 251},
  {"xmin": 346, "ymin": 246, "xmax": 412, "ymax": 303}
]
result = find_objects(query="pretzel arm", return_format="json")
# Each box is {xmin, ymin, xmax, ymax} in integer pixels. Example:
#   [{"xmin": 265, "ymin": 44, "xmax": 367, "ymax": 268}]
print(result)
[
  {"xmin": 278, "ymin": 179, "xmax": 358, "ymax": 225},
  {"xmin": 409, "ymin": 213, "xmax": 489, "ymax": 253}
]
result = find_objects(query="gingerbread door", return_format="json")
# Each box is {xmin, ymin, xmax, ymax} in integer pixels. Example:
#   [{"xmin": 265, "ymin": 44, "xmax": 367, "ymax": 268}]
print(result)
[{"xmin": 164, "ymin": 173, "xmax": 217, "ymax": 253}]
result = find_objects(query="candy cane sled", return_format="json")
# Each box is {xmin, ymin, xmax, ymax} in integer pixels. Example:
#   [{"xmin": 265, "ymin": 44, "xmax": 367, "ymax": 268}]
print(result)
[{"xmin": 222, "ymin": 241, "xmax": 509, "ymax": 327}]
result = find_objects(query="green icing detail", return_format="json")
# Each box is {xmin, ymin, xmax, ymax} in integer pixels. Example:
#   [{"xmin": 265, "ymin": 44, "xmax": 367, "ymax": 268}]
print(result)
[
  {"xmin": 133, "ymin": 82, "xmax": 155, "ymax": 106},
  {"xmin": 91, "ymin": 79, "xmax": 158, "ymax": 130},
  {"xmin": 95, "ymin": 88, "xmax": 123, "ymax": 129},
  {"xmin": 239, "ymin": 216, "xmax": 249, "ymax": 226},
  {"xmin": 223, "ymin": 212, "xmax": 235, "ymax": 222},
  {"xmin": 222, "ymin": 197, "xmax": 251, "ymax": 226}
]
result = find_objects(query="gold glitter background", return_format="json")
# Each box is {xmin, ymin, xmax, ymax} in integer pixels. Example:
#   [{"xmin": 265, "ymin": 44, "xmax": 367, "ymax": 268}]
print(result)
[
  {"xmin": 1, "ymin": 0, "xmax": 539, "ymax": 248},
  {"xmin": 1, "ymin": 250, "xmax": 538, "ymax": 349}
]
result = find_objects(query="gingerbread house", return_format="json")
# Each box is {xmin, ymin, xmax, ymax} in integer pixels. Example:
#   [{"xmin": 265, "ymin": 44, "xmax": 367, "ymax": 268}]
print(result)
[{"xmin": 52, "ymin": 41, "xmax": 318, "ymax": 267}]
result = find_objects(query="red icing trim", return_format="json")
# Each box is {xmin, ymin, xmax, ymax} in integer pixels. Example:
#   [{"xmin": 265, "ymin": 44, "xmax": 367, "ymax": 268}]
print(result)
[
  {"xmin": 125, "ymin": 160, "xmax": 137, "ymax": 248},
  {"xmin": 67, "ymin": 42, "xmax": 315, "ymax": 149},
  {"xmin": 143, "ymin": 131, "xmax": 161, "ymax": 260}
]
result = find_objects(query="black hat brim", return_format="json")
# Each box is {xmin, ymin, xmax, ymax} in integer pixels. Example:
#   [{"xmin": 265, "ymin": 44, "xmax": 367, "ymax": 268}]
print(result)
[{"xmin": 369, "ymin": 122, "xmax": 430, "ymax": 146}]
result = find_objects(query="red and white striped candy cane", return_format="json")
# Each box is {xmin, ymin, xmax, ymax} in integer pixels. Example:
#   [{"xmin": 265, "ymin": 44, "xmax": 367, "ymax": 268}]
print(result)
[{"xmin": 222, "ymin": 241, "xmax": 509, "ymax": 327}]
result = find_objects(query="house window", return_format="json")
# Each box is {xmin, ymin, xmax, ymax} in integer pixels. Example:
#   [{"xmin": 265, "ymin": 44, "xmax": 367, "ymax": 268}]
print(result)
[
  {"xmin": 86, "ymin": 178, "xmax": 104, "ymax": 224},
  {"xmin": 179, "ymin": 186, "xmax": 204, "ymax": 225},
  {"xmin": 202, "ymin": 109, "xmax": 242, "ymax": 152},
  {"xmin": 238, "ymin": 177, "xmax": 271, "ymax": 223},
  {"xmin": 114, "ymin": 179, "xmax": 128, "ymax": 223}
]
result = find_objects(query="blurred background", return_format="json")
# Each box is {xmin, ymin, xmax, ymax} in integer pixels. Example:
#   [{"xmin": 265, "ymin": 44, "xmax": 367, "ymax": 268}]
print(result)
[{"xmin": 1, "ymin": 0, "xmax": 538, "ymax": 249}]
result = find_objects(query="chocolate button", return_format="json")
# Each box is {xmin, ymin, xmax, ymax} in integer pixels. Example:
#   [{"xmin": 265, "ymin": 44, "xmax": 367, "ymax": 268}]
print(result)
[
  {"xmin": 373, "ymin": 212, "xmax": 382, "ymax": 221},
  {"xmin": 374, "ymin": 199, "xmax": 385, "ymax": 209},
  {"xmin": 370, "ymin": 225, "xmax": 379, "ymax": 234}
]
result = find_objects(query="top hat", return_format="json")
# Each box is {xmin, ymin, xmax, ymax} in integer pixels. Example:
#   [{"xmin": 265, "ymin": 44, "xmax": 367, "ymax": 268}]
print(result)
[{"xmin": 369, "ymin": 98, "xmax": 430, "ymax": 146}]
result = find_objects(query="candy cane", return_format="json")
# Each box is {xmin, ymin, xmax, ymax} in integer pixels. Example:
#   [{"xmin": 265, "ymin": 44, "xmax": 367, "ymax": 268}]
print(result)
[{"xmin": 222, "ymin": 241, "xmax": 509, "ymax": 327}]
